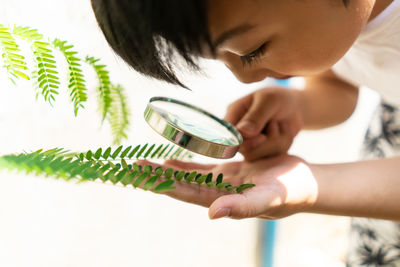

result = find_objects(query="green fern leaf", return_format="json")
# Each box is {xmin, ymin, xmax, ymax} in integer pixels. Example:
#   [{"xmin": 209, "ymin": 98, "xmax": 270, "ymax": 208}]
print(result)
[
  {"xmin": 111, "ymin": 145, "xmax": 123, "ymax": 159},
  {"xmin": 143, "ymin": 175, "xmax": 158, "ymax": 190},
  {"xmin": 154, "ymin": 166, "xmax": 163, "ymax": 177},
  {"xmin": 0, "ymin": 26, "xmax": 29, "ymax": 82},
  {"xmin": 107, "ymin": 84, "xmax": 130, "ymax": 144},
  {"xmin": 128, "ymin": 145, "xmax": 141, "ymax": 159},
  {"xmin": 216, "ymin": 174, "xmax": 223, "ymax": 185},
  {"xmin": 151, "ymin": 144, "xmax": 163, "ymax": 159},
  {"xmin": 132, "ymin": 172, "xmax": 149, "ymax": 188},
  {"xmin": 121, "ymin": 159, "xmax": 129, "ymax": 170},
  {"xmin": 144, "ymin": 144, "xmax": 155, "ymax": 159},
  {"xmin": 114, "ymin": 169, "xmax": 128, "ymax": 184},
  {"xmin": 154, "ymin": 180, "xmax": 175, "ymax": 193},
  {"xmin": 120, "ymin": 171, "xmax": 138, "ymax": 186},
  {"xmin": 196, "ymin": 175, "xmax": 207, "ymax": 185},
  {"xmin": 85, "ymin": 150, "xmax": 93, "ymax": 160},
  {"xmin": 12, "ymin": 26, "xmax": 59, "ymax": 104},
  {"xmin": 157, "ymin": 144, "xmax": 170, "ymax": 159},
  {"xmin": 164, "ymin": 146, "xmax": 175, "ymax": 159},
  {"xmin": 0, "ymin": 148, "xmax": 255, "ymax": 196},
  {"xmin": 94, "ymin": 148, "xmax": 102, "ymax": 160},
  {"xmin": 85, "ymin": 56, "xmax": 112, "ymax": 120},
  {"xmin": 217, "ymin": 182, "xmax": 231, "ymax": 190},
  {"xmin": 174, "ymin": 170, "xmax": 185, "ymax": 181},
  {"xmin": 143, "ymin": 165, "xmax": 152, "ymax": 173},
  {"xmin": 52, "ymin": 39, "xmax": 87, "ymax": 116},
  {"xmin": 205, "ymin": 173, "xmax": 213, "ymax": 184},
  {"xmin": 120, "ymin": 146, "xmax": 132, "ymax": 158},
  {"xmin": 236, "ymin": 184, "xmax": 256, "ymax": 193},
  {"xmin": 206, "ymin": 181, "xmax": 216, "ymax": 187},
  {"xmin": 103, "ymin": 147, "xmax": 112, "ymax": 159},
  {"xmin": 136, "ymin": 143, "xmax": 148, "ymax": 159},
  {"xmin": 164, "ymin": 168, "xmax": 173, "ymax": 179}
]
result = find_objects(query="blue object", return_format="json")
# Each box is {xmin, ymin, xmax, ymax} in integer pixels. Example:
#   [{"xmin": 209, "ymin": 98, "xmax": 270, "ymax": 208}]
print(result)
[
  {"xmin": 261, "ymin": 220, "xmax": 278, "ymax": 267},
  {"xmin": 260, "ymin": 78, "xmax": 291, "ymax": 267}
]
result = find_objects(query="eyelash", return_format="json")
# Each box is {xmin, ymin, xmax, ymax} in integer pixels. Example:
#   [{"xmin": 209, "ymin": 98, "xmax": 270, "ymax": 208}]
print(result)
[{"xmin": 240, "ymin": 43, "xmax": 268, "ymax": 66}]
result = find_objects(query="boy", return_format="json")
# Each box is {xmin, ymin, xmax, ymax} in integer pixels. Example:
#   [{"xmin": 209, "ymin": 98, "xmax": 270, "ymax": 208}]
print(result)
[{"xmin": 91, "ymin": 0, "xmax": 400, "ymax": 265}]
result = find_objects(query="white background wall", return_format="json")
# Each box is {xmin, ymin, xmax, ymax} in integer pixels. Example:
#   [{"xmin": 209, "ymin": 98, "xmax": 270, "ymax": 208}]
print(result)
[{"xmin": 0, "ymin": 1, "xmax": 380, "ymax": 266}]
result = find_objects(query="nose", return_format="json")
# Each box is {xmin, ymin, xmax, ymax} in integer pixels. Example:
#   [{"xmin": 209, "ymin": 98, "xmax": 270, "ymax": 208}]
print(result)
[{"xmin": 224, "ymin": 63, "xmax": 268, "ymax": 84}]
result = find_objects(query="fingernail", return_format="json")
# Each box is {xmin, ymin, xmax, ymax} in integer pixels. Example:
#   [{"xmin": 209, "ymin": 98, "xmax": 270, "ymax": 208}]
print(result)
[
  {"xmin": 211, "ymin": 208, "xmax": 231, "ymax": 219},
  {"xmin": 237, "ymin": 120, "xmax": 257, "ymax": 133}
]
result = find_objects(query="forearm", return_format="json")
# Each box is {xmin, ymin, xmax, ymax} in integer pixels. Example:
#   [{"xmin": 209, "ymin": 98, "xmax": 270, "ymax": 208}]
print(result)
[
  {"xmin": 307, "ymin": 157, "xmax": 400, "ymax": 221},
  {"xmin": 297, "ymin": 70, "xmax": 359, "ymax": 129}
]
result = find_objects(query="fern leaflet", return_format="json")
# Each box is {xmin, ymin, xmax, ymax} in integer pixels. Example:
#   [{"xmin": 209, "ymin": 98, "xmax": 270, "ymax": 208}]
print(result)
[
  {"xmin": 53, "ymin": 39, "xmax": 87, "ymax": 115},
  {"xmin": 108, "ymin": 84, "xmax": 130, "ymax": 144},
  {"xmin": 0, "ymin": 25, "xmax": 29, "ymax": 82},
  {"xmin": 85, "ymin": 56, "xmax": 112, "ymax": 120},
  {"xmin": 12, "ymin": 26, "xmax": 60, "ymax": 104}
]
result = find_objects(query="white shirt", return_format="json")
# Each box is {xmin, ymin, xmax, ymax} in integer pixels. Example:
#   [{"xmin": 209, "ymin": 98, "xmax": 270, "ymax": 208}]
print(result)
[{"xmin": 332, "ymin": 0, "xmax": 400, "ymax": 105}]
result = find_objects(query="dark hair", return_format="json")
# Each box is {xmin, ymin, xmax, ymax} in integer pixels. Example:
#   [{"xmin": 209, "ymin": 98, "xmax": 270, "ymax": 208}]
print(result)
[
  {"xmin": 91, "ymin": 0, "xmax": 213, "ymax": 88},
  {"xmin": 91, "ymin": 0, "xmax": 351, "ymax": 87}
]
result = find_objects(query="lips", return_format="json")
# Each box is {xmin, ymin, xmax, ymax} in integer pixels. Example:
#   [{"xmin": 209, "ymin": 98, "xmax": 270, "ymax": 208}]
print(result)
[
  {"xmin": 274, "ymin": 75, "xmax": 293, "ymax": 80},
  {"xmin": 267, "ymin": 69, "xmax": 293, "ymax": 80}
]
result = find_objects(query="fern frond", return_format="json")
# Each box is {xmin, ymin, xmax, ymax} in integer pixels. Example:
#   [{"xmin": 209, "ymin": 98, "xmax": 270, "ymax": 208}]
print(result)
[
  {"xmin": 108, "ymin": 84, "xmax": 130, "ymax": 144},
  {"xmin": 0, "ymin": 24, "xmax": 130, "ymax": 143},
  {"xmin": 0, "ymin": 148, "xmax": 255, "ymax": 194},
  {"xmin": 53, "ymin": 39, "xmax": 87, "ymax": 116},
  {"xmin": 12, "ymin": 26, "xmax": 60, "ymax": 104},
  {"xmin": 85, "ymin": 56, "xmax": 112, "ymax": 120},
  {"xmin": 79, "ymin": 144, "xmax": 192, "ymax": 162},
  {"xmin": 0, "ymin": 25, "xmax": 29, "ymax": 82}
]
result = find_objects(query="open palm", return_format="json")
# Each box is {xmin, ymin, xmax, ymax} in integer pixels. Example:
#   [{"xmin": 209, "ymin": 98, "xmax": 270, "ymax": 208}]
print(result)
[{"xmin": 138, "ymin": 154, "xmax": 316, "ymax": 220}]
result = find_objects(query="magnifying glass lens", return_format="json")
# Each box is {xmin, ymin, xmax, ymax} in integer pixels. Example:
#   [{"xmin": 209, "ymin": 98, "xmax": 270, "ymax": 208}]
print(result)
[
  {"xmin": 152, "ymin": 100, "xmax": 239, "ymax": 146},
  {"xmin": 144, "ymin": 97, "xmax": 242, "ymax": 159}
]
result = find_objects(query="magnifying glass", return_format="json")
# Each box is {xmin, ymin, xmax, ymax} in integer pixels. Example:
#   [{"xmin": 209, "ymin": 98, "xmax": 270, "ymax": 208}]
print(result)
[{"xmin": 144, "ymin": 97, "xmax": 243, "ymax": 159}]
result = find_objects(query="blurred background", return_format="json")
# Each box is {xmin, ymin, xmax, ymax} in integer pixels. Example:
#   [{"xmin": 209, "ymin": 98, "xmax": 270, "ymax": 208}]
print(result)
[{"xmin": 0, "ymin": 0, "xmax": 380, "ymax": 266}]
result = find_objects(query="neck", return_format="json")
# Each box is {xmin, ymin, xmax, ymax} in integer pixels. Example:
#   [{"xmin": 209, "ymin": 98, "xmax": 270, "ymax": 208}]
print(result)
[{"xmin": 368, "ymin": 0, "xmax": 394, "ymax": 21}]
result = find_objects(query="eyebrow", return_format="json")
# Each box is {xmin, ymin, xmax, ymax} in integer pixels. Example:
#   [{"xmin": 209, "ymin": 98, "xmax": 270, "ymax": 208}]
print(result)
[{"xmin": 212, "ymin": 24, "xmax": 255, "ymax": 48}]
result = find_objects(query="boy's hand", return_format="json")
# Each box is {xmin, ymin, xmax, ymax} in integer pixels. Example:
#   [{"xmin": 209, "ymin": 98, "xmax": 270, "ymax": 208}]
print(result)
[
  {"xmin": 225, "ymin": 87, "xmax": 303, "ymax": 161},
  {"xmin": 137, "ymin": 154, "xmax": 317, "ymax": 220}
]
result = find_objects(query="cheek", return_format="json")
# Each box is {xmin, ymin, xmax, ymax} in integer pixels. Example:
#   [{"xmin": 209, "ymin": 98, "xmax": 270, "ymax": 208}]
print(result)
[
  {"xmin": 265, "ymin": 20, "xmax": 362, "ymax": 76},
  {"xmin": 268, "ymin": 37, "xmax": 351, "ymax": 76}
]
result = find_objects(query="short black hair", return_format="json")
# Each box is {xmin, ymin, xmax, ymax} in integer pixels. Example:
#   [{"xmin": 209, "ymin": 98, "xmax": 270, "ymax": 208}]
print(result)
[
  {"xmin": 91, "ymin": 0, "xmax": 213, "ymax": 88},
  {"xmin": 91, "ymin": 0, "xmax": 350, "ymax": 87}
]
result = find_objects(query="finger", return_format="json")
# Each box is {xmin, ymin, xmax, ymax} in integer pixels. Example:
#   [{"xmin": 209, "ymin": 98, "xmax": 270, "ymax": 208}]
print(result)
[
  {"xmin": 163, "ymin": 160, "xmax": 216, "ymax": 172},
  {"xmin": 209, "ymin": 193, "xmax": 256, "ymax": 220},
  {"xmin": 240, "ymin": 131, "xmax": 293, "ymax": 162},
  {"xmin": 281, "ymin": 119, "xmax": 300, "ymax": 140},
  {"xmin": 239, "ymin": 120, "xmax": 279, "ymax": 152},
  {"xmin": 265, "ymin": 120, "xmax": 279, "ymax": 138},
  {"xmin": 163, "ymin": 182, "xmax": 230, "ymax": 208},
  {"xmin": 128, "ymin": 169, "xmax": 226, "ymax": 208},
  {"xmin": 133, "ymin": 161, "xmax": 227, "ymax": 207},
  {"xmin": 240, "ymin": 121, "xmax": 278, "ymax": 151},
  {"xmin": 278, "ymin": 121, "xmax": 289, "ymax": 136},
  {"xmin": 224, "ymin": 94, "xmax": 253, "ymax": 125},
  {"xmin": 237, "ymin": 94, "xmax": 278, "ymax": 138},
  {"xmin": 242, "ymin": 135, "xmax": 267, "ymax": 150}
]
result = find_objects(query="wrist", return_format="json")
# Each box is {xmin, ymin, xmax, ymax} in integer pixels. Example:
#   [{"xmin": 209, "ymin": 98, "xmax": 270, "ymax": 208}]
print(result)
[
  {"xmin": 301, "ymin": 163, "xmax": 325, "ymax": 213},
  {"xmin": 275, "ymin": 157, "xmax": 319, "ymax": 215}
]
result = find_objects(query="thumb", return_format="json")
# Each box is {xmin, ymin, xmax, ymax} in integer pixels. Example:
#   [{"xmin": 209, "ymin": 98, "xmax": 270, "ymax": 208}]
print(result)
[
  {"xmin": 237, "ymin": 96, "xmax": 277, "ymax": 138},
  {"xmin": 208, "ymin": 194, "xmax": 256, "ymax": 220}
]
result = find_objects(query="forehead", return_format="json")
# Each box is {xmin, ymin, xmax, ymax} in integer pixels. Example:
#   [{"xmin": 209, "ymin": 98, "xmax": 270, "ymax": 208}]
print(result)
[{"xmin": 207, "ymin": 0, "xmax": 263, "ymax": 41}]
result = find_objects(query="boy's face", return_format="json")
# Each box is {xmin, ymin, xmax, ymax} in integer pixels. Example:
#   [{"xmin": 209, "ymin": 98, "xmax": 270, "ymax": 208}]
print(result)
[{"xmin": 207, "ymin": 0, "xmax": 374, "ymax": 83}]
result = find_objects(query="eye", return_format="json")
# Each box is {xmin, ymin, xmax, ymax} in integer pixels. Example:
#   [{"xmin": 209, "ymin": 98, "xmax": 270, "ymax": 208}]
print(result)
[{"xmin": 240, "ymin": 43, "xmax": 268, "ymax": 66}]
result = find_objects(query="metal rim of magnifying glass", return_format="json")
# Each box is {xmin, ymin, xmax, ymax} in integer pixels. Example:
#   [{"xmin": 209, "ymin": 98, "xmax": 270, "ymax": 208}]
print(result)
[{"xmin": 144, "ymin": 97, "xmax": 243, "ymax": 159}]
